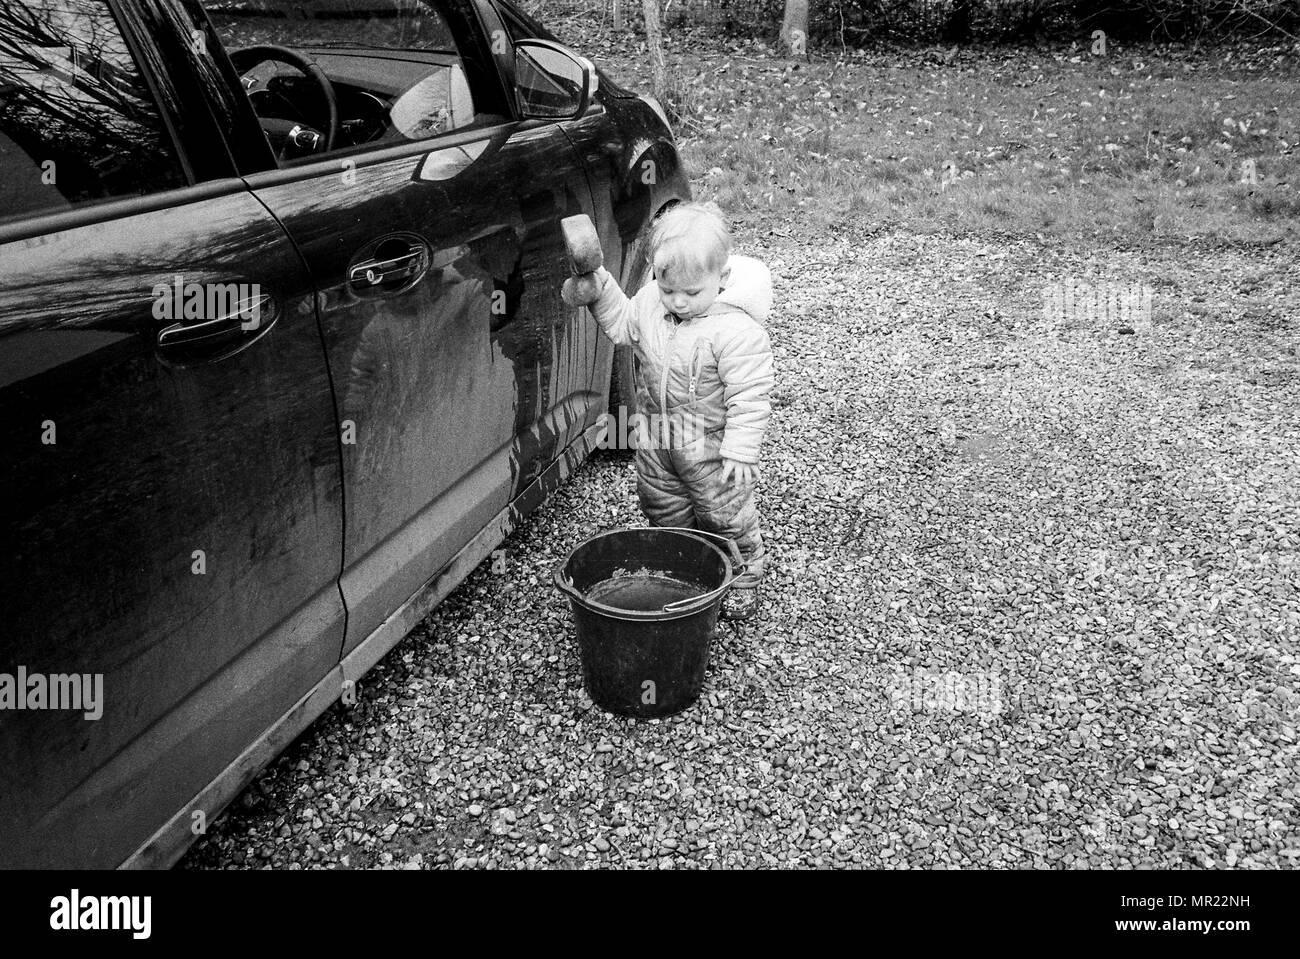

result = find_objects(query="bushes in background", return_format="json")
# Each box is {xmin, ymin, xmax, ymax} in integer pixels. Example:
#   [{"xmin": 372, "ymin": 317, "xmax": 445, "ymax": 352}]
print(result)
[{"xmin": 524, "ymin": 0, "xmax": 1300, "ymax": 44}]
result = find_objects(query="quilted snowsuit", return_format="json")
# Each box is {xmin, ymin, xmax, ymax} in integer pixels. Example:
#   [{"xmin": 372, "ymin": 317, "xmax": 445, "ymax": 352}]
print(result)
[{"xmin": 588, "ymin": 254, "xmax": 774, "ymax": 583}]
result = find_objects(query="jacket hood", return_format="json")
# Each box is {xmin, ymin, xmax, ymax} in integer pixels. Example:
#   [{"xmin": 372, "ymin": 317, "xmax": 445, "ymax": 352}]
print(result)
[{"xmin": 706, "ymin": 254, "xmax": 772, "ymax": 325}]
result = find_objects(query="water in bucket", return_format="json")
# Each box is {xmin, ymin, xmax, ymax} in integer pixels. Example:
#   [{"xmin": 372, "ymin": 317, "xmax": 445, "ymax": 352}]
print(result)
[{"xmin": 586, "ymin": 569, "xmax": 705, "ymax": 612}]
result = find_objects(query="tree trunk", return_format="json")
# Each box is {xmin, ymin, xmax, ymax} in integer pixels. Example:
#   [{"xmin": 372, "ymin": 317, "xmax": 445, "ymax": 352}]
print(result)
[
  {"xmin": 642, "ymin": 0, "xmax": 667, "ymax": 100},
  {"xmin": 780, "ymin": 0, "xmax": 810, "ymax": 56},
  {"xmin": 942, "ymin": 0, "xmax": 973, "ymax": 43}
]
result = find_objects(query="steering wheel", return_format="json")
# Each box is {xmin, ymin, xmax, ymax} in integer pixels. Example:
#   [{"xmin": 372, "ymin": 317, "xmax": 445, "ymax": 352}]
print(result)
[{"xmin": 228, "ymin": 44, "xmax": 340, "ymax": 160}]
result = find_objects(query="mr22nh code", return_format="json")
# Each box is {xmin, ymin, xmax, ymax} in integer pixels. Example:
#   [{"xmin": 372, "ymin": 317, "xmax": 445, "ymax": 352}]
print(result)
[{"xmin": 1122, "ymin": 896, "xmax": 1250, "ymax": 910}]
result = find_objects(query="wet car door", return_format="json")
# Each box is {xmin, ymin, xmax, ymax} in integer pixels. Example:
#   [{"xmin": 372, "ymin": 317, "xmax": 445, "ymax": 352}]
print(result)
[
  {"xmin": 0, "ymin": 0, "xmax": 344, "ymax": 867},
  {"xmin": 200, "ymin": 0, "xmax": 599, "ymax": 651}
]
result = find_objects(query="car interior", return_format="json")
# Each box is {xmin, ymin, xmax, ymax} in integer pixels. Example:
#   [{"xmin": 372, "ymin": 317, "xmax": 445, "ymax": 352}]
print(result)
[{"xmin": 201, "ymin": 0, "xmax": 499, "ymax": 161}]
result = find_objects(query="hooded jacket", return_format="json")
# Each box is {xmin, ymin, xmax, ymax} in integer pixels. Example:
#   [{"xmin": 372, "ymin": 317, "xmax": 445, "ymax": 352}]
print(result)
[{"xmin": 588, "ymin": 254, "xmax": 774, "ymax": 464}]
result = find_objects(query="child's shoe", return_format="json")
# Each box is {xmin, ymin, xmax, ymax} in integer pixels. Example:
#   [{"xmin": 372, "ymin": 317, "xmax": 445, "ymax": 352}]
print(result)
[{"xmin": 721, "ymin": 584, "xmax": 761, "ymax": 621}]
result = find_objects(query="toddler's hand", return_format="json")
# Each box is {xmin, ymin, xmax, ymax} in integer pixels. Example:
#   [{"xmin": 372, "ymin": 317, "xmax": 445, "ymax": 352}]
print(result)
[
  {"xmin": 562, "ymin": 272, "xmax": 602, "ymax": 308},
  {"xmin": 720, "ymin": 458, "xmax": 759, "ymax": 487}
]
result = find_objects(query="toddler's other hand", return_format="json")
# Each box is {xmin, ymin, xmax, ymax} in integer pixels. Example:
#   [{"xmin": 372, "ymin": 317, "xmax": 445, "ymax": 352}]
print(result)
[{"xmin": 720, "ymin": 458, "xmax": 759, "ymax": 487}]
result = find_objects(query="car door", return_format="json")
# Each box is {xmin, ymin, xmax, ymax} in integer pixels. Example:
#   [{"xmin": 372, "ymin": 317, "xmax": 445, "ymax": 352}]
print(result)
[
  {"xmin": 198, "ymin": 0, "xmax": 600, "ymax": 652},
  {"xmin": 0, "ymin": 0, "xmax": 345, "ymax": 868}
]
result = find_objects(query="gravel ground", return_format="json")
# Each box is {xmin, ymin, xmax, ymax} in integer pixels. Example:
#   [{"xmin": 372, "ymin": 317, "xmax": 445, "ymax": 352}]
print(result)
[{"xmin": 182, "ymin": 226, "xmax": 1299, "ymax": 869}]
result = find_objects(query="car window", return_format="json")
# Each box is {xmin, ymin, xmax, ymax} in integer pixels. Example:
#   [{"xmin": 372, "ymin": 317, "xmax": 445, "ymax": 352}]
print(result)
[
  {"xmin": 513, "ymin": 43, "xmax": 582, "ymax": 118},
  {"xmin": 0, "ymin": 0, "xmax": 187, "ymax": 224},
  {"xmin": 200, "ymin": 0, "xmax": 502, "ymax": 161}
]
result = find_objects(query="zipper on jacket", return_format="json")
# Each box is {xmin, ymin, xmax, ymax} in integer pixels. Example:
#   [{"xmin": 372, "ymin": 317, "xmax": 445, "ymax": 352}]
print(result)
[
  {"xmin": 659, "ymin": 318, "xmax": 678, "ymax": 450},
  {"xmin": 687, "ymin": 338, "xmax": 705, "ymax": 401}
]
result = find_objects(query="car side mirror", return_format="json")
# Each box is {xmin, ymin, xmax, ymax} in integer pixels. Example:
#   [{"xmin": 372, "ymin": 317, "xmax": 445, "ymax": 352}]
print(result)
[{"xmin": 513, "ymin": 39, "xmax": 597, "ymax": 120}]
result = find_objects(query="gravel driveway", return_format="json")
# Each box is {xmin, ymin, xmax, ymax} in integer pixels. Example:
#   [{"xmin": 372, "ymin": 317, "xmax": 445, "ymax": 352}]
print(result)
[{"xmin": 182, "ymin": 225, "xmax": 1299, "ymax": 869}]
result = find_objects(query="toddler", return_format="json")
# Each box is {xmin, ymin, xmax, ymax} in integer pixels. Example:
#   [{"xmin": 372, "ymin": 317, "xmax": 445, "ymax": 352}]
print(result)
[{"xmin": 576, "ymin": 202, "xmax": 774, "ymax": 620}]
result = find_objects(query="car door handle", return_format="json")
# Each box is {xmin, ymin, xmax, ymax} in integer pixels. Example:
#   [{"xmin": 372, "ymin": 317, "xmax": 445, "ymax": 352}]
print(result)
[
  {"xmin": 349, "ymin": 247, "xmax": 426, "ymax": 290},
  {"xmin": 157, "ymin": 292, "xmax": 275, "ymax": 349}
]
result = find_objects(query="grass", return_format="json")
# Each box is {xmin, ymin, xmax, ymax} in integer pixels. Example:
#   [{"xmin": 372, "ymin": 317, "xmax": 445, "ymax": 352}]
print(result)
[
  {"xmin": 677, "ymin": 45, "xmax": 1300, "ymax": 242},
  {"xmin": 527, "ymin": 11, "xmax": 1300, "ymax": 244}
]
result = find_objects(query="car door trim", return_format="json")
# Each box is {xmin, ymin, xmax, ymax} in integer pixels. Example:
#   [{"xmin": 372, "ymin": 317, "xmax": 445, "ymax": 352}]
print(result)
[
  {"xmin": 107, "ymin": 0, "xmax": 200, "ymax": 185},
  {"xmin": 241, "ymin": 122, "xmax": 517, "ymax": 189},
  {"xmin": 0, "ymin": 178, "xmax": 255, "ymax": 245}
]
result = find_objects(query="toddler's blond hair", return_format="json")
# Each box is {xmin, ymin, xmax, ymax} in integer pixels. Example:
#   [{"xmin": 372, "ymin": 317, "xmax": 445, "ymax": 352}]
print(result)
[{"xmin": 650, "ymin": 202, "xmax": 731, "ymax": 285}]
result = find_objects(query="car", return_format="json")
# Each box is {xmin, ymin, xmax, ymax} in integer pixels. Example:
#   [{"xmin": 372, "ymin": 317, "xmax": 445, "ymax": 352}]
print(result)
[{"xmin": 0, "ymin": 0, "xmax": 688, "ymax": 869}]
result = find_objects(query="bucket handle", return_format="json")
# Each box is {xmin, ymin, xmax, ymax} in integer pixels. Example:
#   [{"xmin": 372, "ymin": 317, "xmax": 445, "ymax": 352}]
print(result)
[
  {"xmin": 654, "ymin": 527, "xmax": 747, "ymax": 613},
  {"xmin": 554, "ymin": 566, "xmax": 707, "ymax": 619},
  {"xmin": 551, "ymin": 527, "xmax": 747, "ymax": 616}
]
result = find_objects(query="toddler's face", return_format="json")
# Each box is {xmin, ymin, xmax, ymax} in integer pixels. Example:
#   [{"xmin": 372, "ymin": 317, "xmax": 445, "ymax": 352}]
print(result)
[{"xmin": 656, "ymin": 264, "xmax": 730, "ymax": 320}]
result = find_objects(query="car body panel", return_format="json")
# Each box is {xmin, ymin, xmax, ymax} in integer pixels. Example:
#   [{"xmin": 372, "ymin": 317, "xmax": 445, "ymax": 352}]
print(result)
[
  {"xmin": 125, "ymin": 413, "xmax": 606, "ymax": 869},
  {"xmin": 0, "ymin": 184, "xmax": 345, "ymax": 870}
]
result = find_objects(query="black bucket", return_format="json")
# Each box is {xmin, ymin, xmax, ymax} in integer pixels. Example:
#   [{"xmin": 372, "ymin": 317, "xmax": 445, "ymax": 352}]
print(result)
[{"xmin": 553, "ymin": 527, "xmax": 745, "ymax": 717}]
